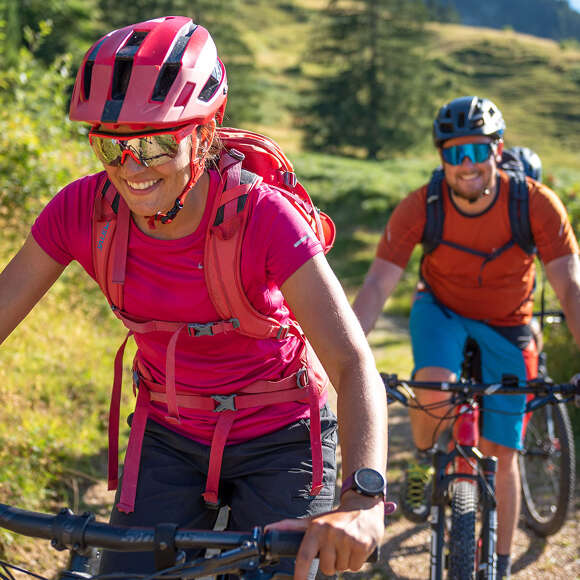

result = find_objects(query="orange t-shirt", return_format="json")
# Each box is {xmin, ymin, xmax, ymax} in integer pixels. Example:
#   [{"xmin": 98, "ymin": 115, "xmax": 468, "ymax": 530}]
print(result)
[{"xmin": 376, "ymin": 171, "xmax": 579, "ymax": 326}]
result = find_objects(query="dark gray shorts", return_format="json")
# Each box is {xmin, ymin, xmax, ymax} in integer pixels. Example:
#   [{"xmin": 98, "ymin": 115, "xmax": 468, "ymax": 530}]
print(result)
[{"xmin": 100, "ymin": 404, "xmax": 338, "ymax": 576}]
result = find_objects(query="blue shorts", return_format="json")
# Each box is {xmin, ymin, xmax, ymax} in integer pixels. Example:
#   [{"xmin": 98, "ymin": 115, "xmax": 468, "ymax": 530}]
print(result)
[{"xmin": 409, "ymin": 292, "xmax": 538, "ymax": 450}]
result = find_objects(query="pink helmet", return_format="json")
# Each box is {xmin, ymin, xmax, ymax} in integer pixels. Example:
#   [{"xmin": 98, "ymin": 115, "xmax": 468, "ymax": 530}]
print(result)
[{"xmin": 69, "ymin": 16, "xmax": 227, "ymax": 127}]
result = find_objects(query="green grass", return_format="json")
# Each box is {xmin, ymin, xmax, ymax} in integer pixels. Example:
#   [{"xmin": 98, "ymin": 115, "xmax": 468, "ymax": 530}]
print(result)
[{"xmin": 0, "ymin": 261, "xmax": 134, "ymax": 511}]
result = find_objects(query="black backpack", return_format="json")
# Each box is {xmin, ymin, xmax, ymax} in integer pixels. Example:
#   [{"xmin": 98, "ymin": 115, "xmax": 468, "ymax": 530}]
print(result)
[{"xmin": 422, "ymin": 152, "xmax": 536, "ymax": 259}]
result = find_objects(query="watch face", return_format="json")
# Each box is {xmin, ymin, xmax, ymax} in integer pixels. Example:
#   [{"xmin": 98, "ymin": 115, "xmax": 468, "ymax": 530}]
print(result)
[{"xmin": 354, "ymin": 468, "xmax": 385, "ymax": 495}]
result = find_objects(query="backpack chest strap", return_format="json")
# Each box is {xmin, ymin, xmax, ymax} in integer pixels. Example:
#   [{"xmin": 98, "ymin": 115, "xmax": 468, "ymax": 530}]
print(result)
[{"xmin": 111, "ymin": 307, "xmax": 241, "ymax": 337}]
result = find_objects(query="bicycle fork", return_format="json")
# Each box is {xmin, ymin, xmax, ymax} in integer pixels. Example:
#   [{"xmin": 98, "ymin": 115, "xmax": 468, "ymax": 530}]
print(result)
[
  {"xmin": 478, "ymin": 457, "xmax": 498, "ymax": 580},
  {"xmin": 429, "ymin": 450, "xmax": 448, "ymax": 580}
]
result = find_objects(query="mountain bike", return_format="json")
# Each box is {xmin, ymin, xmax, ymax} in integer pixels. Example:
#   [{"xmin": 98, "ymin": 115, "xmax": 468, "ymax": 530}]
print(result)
[
  {"xmin": 0, "ymin": 502, "xmax": 380, "ymax": 580},
  {"xmin": 382, "ymin": 372, "xmax": 578, "ymax": 580}
]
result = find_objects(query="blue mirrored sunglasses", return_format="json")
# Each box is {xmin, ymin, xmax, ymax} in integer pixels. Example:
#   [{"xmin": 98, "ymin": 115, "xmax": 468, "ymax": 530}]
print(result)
[{"xmin": 441, "ymin": 143, "xmax": 494, "ymax": 166}]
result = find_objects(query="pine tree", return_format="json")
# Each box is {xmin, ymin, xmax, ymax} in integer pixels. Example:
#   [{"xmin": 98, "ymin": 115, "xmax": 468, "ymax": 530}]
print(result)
[{"xmin": 302, "ymin": 0, "xmax": 443, "ymax": 159}]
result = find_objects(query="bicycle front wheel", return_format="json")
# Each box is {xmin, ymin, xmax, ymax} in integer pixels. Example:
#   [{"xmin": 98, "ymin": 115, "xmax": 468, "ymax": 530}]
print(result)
[
  {"xmin": 519, "ymin": 400, "xmax": 575, "ymax": 536},
  {"xmin": 448, "ymin": 480, "xmax": 478, "ymax": 580}
]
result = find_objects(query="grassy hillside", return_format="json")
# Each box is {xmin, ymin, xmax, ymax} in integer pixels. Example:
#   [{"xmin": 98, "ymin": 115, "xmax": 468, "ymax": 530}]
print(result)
[
  {"xmin": 233, "ymin": 8, "xmax": 580, "ymax": 171},
  {"xmin": 0, "ymin": 7, "xmax": 579, "ymax": 571}
]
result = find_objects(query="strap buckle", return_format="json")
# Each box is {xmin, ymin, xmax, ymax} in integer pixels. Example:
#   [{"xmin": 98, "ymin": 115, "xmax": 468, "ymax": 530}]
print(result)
[
  {"xmin": 187, "ymin": 322, "xmax": 216, "ymax": 337},
  {"xmin": 296, "ymin": 367, "xmax": 309, "ymax": 389},
  {"xmin": 212, "ymin": 394, "xmax": 237, "ymax": 412},
  {"xmin": 283, "ymin": 171, "xmax": 297, "ymax": 188},
  {"xmin": 276, "ymin": 325, "xmax": 289, "ymax": 340},
  {"xmin": 187, "ymin": 319, "xmax": 240, "ymax": 337}
]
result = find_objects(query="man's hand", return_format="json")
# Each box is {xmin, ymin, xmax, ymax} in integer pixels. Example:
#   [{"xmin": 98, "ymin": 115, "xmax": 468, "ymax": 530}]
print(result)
[{"xmin": 266, "ymin": 494, "xmax": 385, "ymax": 580}]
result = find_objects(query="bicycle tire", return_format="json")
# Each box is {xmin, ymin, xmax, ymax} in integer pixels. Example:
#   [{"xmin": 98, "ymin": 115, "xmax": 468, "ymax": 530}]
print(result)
[
  {"xmin": 448, "ymin": 480, "xmax": 478, "ymax": 580},
  {"xmin": 519, "ymin": 399, "xmax": 575, "ymax": 536}
]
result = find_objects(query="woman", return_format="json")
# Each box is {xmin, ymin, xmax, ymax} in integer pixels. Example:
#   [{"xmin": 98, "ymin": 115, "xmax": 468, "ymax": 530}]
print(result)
[{"xmin": 0, "ymin": 16, "xmax": 387, "ymax": 579}]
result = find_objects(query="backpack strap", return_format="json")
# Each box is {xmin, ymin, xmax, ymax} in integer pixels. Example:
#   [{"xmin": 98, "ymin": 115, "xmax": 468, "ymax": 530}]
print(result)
[
  {"xmin": 507, "ymin": 172, "xmax": 536, "ymax": 255},
  {"xmin": 92, "ymin": 175, "xmax": 130, "ymax": 310},
  {"xmin": 422, "ymin": 167, "xmax": 536, "ymax": 257},
  {"xmin": 422, "ymin": 168, "xmax": 445, "ymax": 254},
  {"xmin": 204, "ymin": 150, "xmax": 293, "ymax": 340}
]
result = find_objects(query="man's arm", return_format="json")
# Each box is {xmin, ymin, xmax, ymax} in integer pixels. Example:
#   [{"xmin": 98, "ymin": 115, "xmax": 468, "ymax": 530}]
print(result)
[
  {"xmin": 544, "ymin": 253, "xmax": 580, "ymax": 348},
  {"xmin": 351, "ymin": 257, "xmax": 404, "ymax": 335}
]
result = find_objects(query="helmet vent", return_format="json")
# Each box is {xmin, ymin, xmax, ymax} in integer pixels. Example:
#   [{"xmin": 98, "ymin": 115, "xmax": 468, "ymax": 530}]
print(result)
[
  {"xmin": 82, "ymin": 37, "xmax": 107, "ymax": 101},
  {"xmin": 83, "ymin": 63, "xmax": 94, "ymax": 101},
  {"xmin": 151, "ymin": 24, "xmax": 197, "ymax": 102},
  {"xmin": 125, "ymin": 31, "xmax": 149, "ymax": 48},
  {"xmin": 198, "ymin": 60, "xmax": 223, "ymax": 102},
  {"xmin": 111, "ymin": 59, "xmax": 133, "ymax": 100},
  {"xmin": 457, "ymin": 112, "xmax": 465, "ymax": 128},
  {"xmin": 439, "ymin": 122, "xmax": 452, "ymax": 135},
  {"xmin": 152, "ymin": 63, "xmax": 181, "ymax": 102},
  {"xmin": 110, "ymin": 31, "xmax": 150, "ymax": 101}
]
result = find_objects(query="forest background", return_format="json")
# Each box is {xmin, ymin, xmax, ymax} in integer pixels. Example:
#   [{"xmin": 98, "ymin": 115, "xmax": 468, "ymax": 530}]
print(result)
[{"xmin": 0, "ymin": 0, "xmax": 578, "ymax": 573}]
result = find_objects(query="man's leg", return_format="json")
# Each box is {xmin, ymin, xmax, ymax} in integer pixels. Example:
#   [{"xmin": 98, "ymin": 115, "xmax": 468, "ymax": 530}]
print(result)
[
  {"xmin": 406, "ymin": 292, "xmax": 467, "ymax": 520},
  {"xmin": 408, "ymin": 292, "xmax": 467, "ymax": 449},
  {"xmin": 408, "ymin": 366, "xmax": 455, "ymax": 450}
]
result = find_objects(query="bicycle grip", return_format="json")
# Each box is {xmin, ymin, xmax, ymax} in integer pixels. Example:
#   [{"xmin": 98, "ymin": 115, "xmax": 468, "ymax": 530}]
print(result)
[
  {"xmin": 265, "ymin": 530, "xmax": 380, "ymax": 563},
  {"xmin": 265, "ymin": 529, "xmax": 303, "ymax": 558}
]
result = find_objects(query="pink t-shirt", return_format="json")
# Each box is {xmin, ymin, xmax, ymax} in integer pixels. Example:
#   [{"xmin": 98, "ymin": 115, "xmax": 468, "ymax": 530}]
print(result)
[{"xmin": 31, "ymin": 169, "xmax": 325, "ymax": 444}]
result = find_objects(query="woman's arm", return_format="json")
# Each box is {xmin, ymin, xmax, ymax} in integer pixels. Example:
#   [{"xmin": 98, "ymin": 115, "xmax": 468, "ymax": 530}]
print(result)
[
  {"xmin": 0, "ymin": 234, "xmax": 66, "ymax": 344},
  {"xmin": 277, "ymin": 252, "xmax": 388, "ymax": 579}
]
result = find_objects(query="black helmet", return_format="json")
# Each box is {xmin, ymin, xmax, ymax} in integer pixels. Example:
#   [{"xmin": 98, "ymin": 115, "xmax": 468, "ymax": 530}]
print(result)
[
  {"xmin": 433, "ymin": 96, "xmax": 505, "ymax": 147},
  {"xmin": 505, "ymin": 146, "xmax": 542, "ymax": 182}
]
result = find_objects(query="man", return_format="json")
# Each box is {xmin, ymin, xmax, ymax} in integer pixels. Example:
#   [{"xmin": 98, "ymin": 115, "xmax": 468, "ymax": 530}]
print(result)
[{"xmin": 353, "ymin": 95, "xmax": 580, "ymax": 578}]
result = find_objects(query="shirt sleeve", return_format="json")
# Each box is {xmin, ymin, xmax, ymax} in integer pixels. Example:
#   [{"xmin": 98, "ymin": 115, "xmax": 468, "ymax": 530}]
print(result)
[
  {"xmin": 529, "ymin": 181, "xmax": 579, "ymax": 265},
  {"xmin": 244, "ymin": 184, "xmax": 324, "ymax": 287},
  {"xmin": 376, "ymin": 186, "xmax": 427, "ymax": 268},
  {"xmin": 30, "ymin": 173, "xmax": 100, "ymax": 278}
]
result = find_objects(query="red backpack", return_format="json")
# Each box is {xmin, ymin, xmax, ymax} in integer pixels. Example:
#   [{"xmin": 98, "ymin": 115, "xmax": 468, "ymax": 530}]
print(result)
[{"xmin": 91, "ymin": 128, "xmax": 336, "ymax": 512}]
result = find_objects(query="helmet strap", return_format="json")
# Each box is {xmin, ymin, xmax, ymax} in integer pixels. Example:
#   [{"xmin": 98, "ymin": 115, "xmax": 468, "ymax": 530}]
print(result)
[{"xmin": 146, "ymin": 151, "xmax": 207, "ymax": 229}]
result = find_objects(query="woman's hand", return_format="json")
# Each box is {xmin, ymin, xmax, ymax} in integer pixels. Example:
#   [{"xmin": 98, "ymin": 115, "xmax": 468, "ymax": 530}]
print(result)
[{"xmin": 266, "ymin": 494, "xmax": 385, "ymax": 580}]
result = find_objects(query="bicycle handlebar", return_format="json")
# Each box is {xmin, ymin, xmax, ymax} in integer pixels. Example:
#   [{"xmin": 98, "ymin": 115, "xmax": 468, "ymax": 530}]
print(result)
[
  {"xmin": 0, "ymin": 502, "xmax": 381, "ymax": 576},
  {"xmin": 0, "ymin": 503, "xmax": 302, "ymax": 560},
  {"xmin": 381, "ymin": 373, "xmax": 579, "ymax": 409}
]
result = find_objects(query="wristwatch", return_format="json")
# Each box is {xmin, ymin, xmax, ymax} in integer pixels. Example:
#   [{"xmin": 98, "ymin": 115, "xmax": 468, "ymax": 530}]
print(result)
[{"xmin": 340, "ymin": 468, "xmax": 386, "ymax": 500}]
